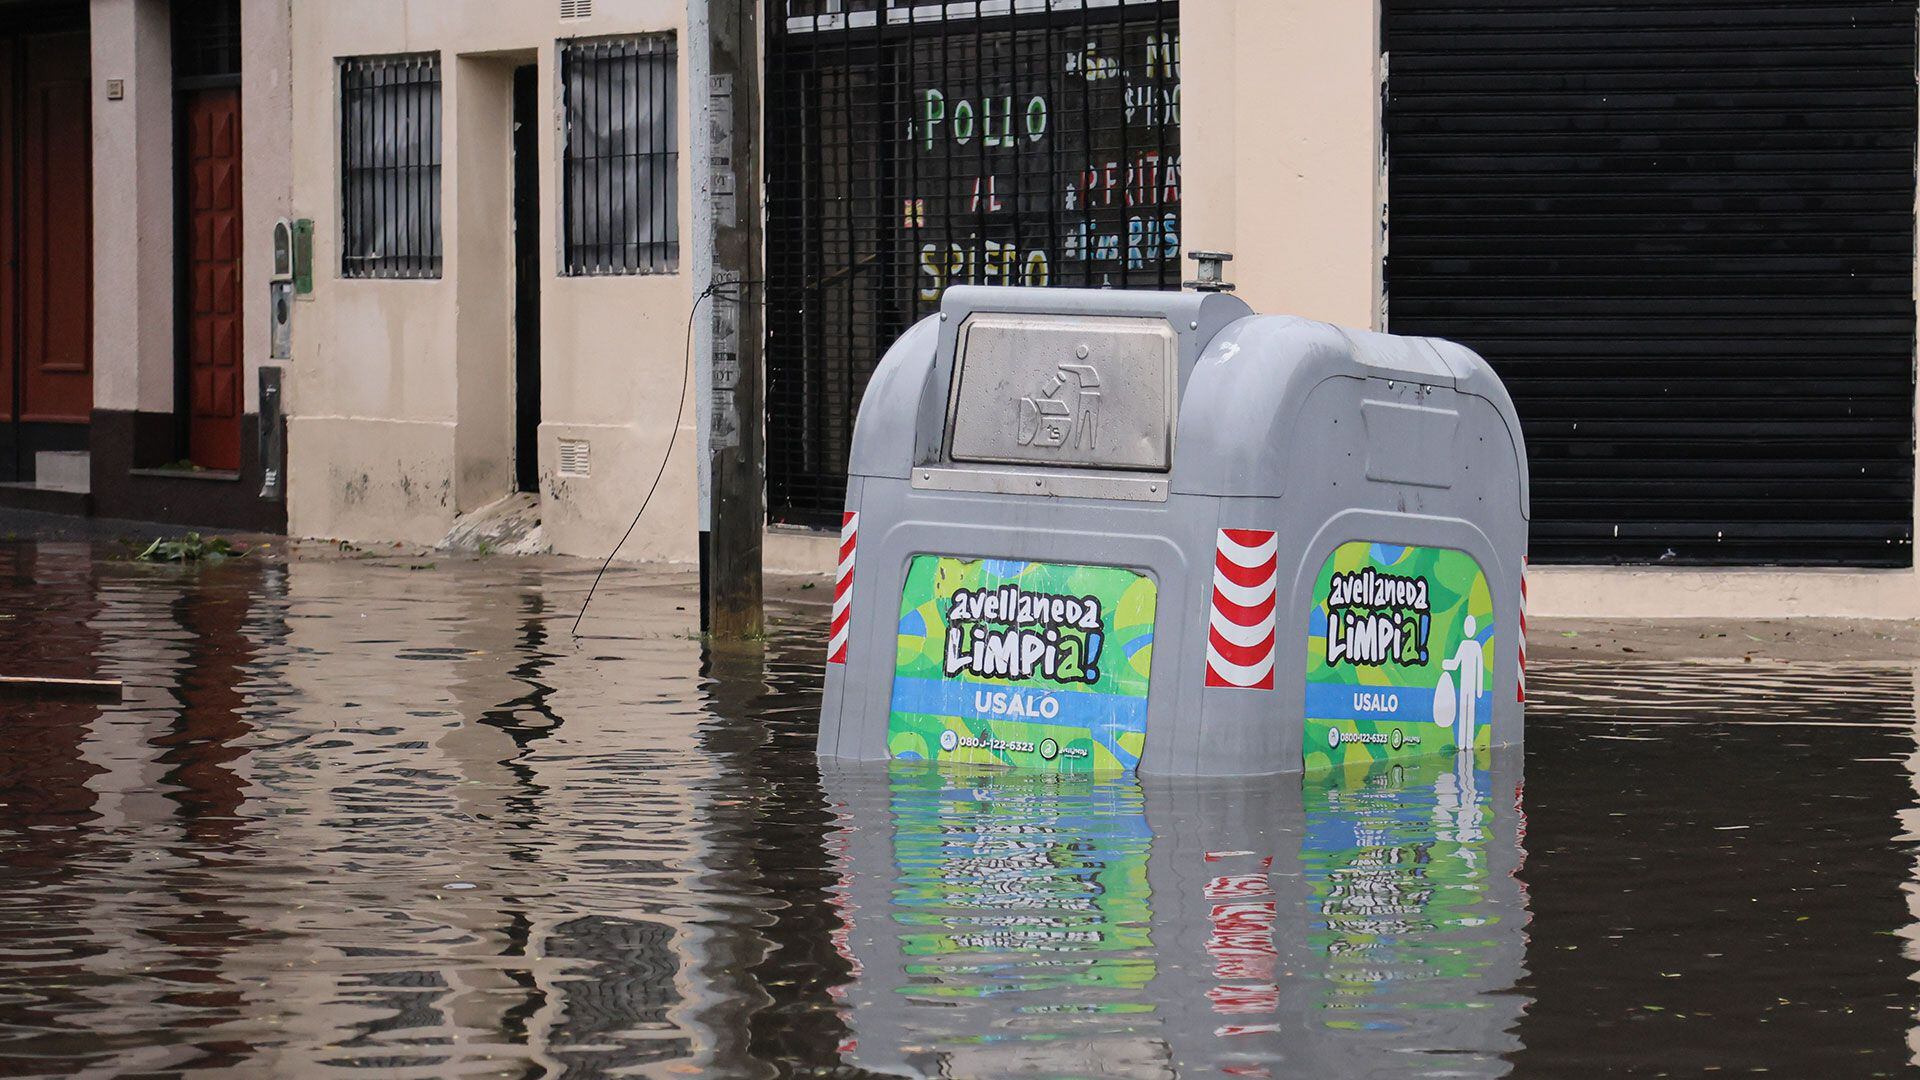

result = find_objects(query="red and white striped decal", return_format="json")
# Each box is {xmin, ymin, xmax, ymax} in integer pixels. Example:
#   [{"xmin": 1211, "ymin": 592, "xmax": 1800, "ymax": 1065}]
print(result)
[
  {"xmin": 827, "ymin": 511, "xmax": 857, "ymax": 665},
  {"xmin": 1205, "ymin": 528, "xmax": 1278, "ymax": 690},
  {"xmin": 1516, "ymin": 556, "xmax": 1528, "ymax": 703}
]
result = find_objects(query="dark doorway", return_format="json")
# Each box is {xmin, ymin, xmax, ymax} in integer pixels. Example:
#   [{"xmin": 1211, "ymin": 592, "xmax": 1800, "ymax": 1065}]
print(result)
[
  {"xmin": 512, "ymin": 63, "xmax": 540, "ymax": 494},
  {"xmin": 174, "ymin": 0, "xmax": 243, "ymax": 472}
]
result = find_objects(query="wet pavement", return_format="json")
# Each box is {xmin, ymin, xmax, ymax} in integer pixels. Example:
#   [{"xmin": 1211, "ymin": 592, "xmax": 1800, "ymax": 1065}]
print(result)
[{"xmin": 0, "ymin": 538, "xmax": 1917, "ymax": 1078}]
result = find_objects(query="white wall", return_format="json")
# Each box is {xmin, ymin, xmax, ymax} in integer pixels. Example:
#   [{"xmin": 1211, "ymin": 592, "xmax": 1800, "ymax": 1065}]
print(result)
[
  {"xmin": 242, "ymin": 0, "xmax": 294, "ymax": 414},
  {"xmin": 1181, "ymin": 0, "xmax": 1382, "ymax": 330},
  {"xmin": 286, "ymin": 0, "xmax": 699, "ymax": 560},
  {"xmin": 89, "ymin": 0, "xmax": 174, "ymax": 414}
]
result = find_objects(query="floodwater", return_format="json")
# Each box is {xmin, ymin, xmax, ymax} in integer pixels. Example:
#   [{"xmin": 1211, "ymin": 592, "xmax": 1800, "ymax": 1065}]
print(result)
[{"xmin": 0, "ymin": 540, "xmax": 1917, "ymax": 1078}]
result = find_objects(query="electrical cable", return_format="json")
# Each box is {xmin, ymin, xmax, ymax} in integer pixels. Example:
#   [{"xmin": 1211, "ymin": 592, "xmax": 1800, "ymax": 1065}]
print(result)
[{"xmin": 571, "ymin": 278, "xmax": 724, "ymax": 638}]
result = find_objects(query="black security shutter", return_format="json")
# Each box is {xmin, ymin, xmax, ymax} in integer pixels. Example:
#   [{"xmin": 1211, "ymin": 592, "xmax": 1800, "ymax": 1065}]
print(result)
[{"xmin": 1384, "ymin": 0, "xmax": 1916, "ymax": 566}]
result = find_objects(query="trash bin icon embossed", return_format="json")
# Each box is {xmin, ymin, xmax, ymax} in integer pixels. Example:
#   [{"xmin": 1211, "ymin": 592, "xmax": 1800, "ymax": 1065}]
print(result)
[{"xmin": 818, "ymin": 286, "xmax": 1530, "ymax": 777}]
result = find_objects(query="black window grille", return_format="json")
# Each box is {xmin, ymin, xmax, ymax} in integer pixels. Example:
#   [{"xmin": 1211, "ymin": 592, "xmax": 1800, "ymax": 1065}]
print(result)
[
  {"xmin": 561, "ymin": 34, "xmax": 679, "ymax": 275},
  {"xmin": 765, "ymin": 0, "xmax": 1182, "ymax": 525},
  {"xmin": 173, "ymin": 0, "xmax": 242, "ymax": 83},
  {"xmin": 340, "ymin": 53, "xmax": 442, "ymax": 279}
]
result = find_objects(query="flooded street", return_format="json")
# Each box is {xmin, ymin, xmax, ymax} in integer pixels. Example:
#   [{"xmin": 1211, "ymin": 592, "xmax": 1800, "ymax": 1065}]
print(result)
[{"xmin": 1, "ymin": 539, "xmax": 1918, "ymax": 1078}]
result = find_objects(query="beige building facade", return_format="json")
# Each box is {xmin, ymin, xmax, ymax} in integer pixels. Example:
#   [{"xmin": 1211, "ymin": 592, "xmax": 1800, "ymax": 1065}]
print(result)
[
  {"xmin": 16, "ymin": 0, "xmax": 1914, "ymax": 618},
  {"xmin": 284, "ymin": 0, "xmax": 699, "ymax": 563},
  {"xmin": 754, "ymin": 0, "xmax": 1920, "ymax": 619}
]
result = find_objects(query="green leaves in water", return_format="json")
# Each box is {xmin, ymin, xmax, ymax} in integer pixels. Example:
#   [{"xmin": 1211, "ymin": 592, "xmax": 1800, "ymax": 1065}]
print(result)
[{"xmin": 134, "ymin": 532, "xmax": 245, "ymax": 564}]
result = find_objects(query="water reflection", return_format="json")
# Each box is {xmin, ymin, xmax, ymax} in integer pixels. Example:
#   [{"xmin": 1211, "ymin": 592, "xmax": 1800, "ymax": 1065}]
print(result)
[
  {"xmin": 821, "ymin": 751, "xmax": 1528, "ymax": 1077},
  {"xmin": 1, "ymin": 542, "xmax": 1918, "ymax": 1077},
  {"xmin": 1519, "ymin": 660, "xmax": 1920, "ymax": 1077},
  {"xmin": 0, "ymin": 550, "xmax": 725, "ymax": 1078}
]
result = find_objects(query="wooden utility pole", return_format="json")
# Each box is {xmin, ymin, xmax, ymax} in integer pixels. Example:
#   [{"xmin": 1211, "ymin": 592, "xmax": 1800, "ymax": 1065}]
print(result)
[{"xmin": 703, "ymin": 0, "xmax": 764, "ymax": 639}]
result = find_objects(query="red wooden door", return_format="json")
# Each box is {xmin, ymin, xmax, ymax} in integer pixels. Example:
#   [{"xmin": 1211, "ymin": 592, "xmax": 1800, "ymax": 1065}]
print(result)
[
  {"xmin": 18, "ymin": 32, "xmax": 90, "ymax": 424},
  {"xmin": 185, "ymin": 88, "xmax": 242, "ymax": 470}
]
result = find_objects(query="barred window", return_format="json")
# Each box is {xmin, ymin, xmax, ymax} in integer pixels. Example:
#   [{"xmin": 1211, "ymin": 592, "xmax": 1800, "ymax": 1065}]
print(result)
[
  {"xmin": 173, "ymin": 0, "xmax": 241, "ymax": 81},
  {"xmin": 340, "ymin": 53, "xmax": 442, "ymax": 279},
  {"xmin": 562, "ymin": 35, "xmax": 678, "ymax": 275}
]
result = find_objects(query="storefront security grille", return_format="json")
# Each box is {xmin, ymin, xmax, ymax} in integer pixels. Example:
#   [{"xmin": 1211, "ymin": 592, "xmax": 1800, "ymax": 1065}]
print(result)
[
  {"xmin": 766, "ymin": 0, "xmax": 1181, "ymax": 526},
  {"xmin": 1384, "ymin": 0, "xmax": 1916, "ymax": 566},
  {"xmin": 339, "ymin": 53, "xmax": 442, "ymax": 280}
]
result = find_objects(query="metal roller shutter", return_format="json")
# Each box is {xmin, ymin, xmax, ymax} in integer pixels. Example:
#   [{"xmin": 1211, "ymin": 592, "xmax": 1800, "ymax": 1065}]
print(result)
[
  {"xmin": 1384, "ymin": 0, "xmax": 1916, "ymax": 566},
  {"xmin": 764, "ymin": 1, "xmax": 1183, "ymax": 528}
]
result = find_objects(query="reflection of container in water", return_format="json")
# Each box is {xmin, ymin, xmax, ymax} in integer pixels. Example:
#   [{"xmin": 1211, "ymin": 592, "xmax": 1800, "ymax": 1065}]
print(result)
[{"xmin": 820, "ymin": 750, "xmax": 1528, "ymax": 1077}]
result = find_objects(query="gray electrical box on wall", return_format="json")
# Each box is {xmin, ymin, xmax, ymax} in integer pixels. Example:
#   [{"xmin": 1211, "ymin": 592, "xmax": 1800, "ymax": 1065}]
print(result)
[
  {"xmin": 269, "ymin": 281, "xmax": 292, "ymax": 360},
  {"xmin": 269, "ymin": 218, "xmax": 295, "ymax": 360},
  {"xmin": 258, "ymin": 366, "xmax": 284, "ymax": 501},
  {"xmin": 292, "ymin": 219, "xmax": 314, "ymax": 295},
  {"xmin": 271, "ymin": 219, "xmax": 295, "ymax": 281}
]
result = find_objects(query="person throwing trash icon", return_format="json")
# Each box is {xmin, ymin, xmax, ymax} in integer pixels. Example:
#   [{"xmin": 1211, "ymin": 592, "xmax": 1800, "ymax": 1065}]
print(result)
[{"xmin": 1433, "ymin": 615, "xmax": 1486, "ymax": 752}]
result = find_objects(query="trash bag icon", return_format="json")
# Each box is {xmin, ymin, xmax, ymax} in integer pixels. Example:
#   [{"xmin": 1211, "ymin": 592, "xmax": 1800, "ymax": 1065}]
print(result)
[{"xmin": 1433, "ymin": 668, "xmax": 1457, "ymax": 731}]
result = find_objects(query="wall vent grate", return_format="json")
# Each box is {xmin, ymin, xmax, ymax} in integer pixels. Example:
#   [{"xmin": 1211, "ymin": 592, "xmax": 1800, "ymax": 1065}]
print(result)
[
  {"xmin": 558, "ymin": 438, "xmax": 591, "ymax": 477},
  {"xmin": 560, "ymin": 0, "xmax": 592, "ymax": 19}
]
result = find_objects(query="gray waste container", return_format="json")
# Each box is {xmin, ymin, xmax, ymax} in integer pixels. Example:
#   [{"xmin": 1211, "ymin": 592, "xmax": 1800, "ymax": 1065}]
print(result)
[{"xmin": 818, "ymin": 285, "xmax": 1529, "ymax": 777}]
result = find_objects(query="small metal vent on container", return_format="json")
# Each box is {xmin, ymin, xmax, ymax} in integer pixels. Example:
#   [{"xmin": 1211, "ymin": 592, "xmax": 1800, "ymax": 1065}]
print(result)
[
  {"xmin": 558, "ymin": 438, "xmax": 591, "ymax": 477},
  {"xmin": 559, "ymin": 0, "xmax": 592, "ymax": 18}
]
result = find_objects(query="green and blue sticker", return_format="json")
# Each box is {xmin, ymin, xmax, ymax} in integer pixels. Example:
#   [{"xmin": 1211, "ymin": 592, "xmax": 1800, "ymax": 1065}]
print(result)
[
  {"xmin": 1305, "ymin": 541, "xmax": 1494, "ymax": 773},
  {"xmin": 888, "ymin": 556, "xmax": 1157, "ymax": 773}
]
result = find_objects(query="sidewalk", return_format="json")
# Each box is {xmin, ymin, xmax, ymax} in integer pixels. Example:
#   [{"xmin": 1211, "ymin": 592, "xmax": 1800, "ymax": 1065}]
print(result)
[
  {"xmin": 1522, "ymin": 617, "xmax": 1919, "ymax": 664},
  {"xmin": 5, "ymin": 504, "xmax": 1913, "ymax": 665}
]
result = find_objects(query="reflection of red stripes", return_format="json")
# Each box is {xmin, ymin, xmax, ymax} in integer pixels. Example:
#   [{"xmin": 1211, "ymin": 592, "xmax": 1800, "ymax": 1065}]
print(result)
[
  {"xmin": 1517, "ymin": 556, "xmax": 1528, "ymax": 702},
  {"xmin": 1205, "ymin": 528, "xmax": 1278, "ymax": 690},
  {"xmin": 1207, "ymin": 983, "xmax": 1279, "ymax": 1014},
  {"xmin": 1204, "ymin": 876, "xmax": 1272, "ymax": 901},
  {"xmin": 1204, "ymin": 854, "xmax": 1277, "ymax": 1017},
  {"xmin": 1210, "ymin": 901, "xmax": 1277, "ymax": 929},
  {"xmin": 1216, "ymin": 1023, "xmax": 1281, "ymax": 1038},
  {"xmin": 1211, "ymin": 950, "xmax": 1275, "ymax": 982},
  {"xmin": 827, "ymin": 511, "xmax": 857, "ymax": 665}
]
